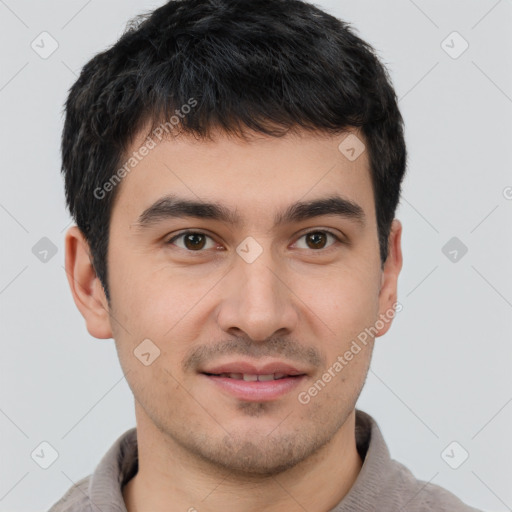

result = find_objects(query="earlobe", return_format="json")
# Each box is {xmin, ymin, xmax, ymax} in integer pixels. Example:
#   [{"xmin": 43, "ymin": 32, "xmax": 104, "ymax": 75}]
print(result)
[
  {"xmin": 375, "ymin": 219, "xmax": 403, "ymax": 338},
  {"xmin": 64, "ymin": 226, "xmax": 113, "ymax": 339}
]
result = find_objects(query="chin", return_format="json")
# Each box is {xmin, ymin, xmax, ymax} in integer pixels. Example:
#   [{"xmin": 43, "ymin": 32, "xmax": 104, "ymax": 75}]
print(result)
[{"xmin": 180, "ymin": 419, "xmax": 339, "ymax": 477}]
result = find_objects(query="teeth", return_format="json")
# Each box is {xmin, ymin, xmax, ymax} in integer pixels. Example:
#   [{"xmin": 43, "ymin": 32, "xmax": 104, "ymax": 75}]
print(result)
[
  {"xmin": 217, "ymin": 373, "xmax": 290, "ymax": 381},
  {"xmin": 257, "ymin": 374, "xmax": 275, "ymax": 381}
]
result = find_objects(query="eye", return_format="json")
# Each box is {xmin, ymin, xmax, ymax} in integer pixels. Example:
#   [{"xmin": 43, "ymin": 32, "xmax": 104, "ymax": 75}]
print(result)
[
  {"xmin": 294, "ymin": 230, "xmax": 340, "ymax": 250},
  {"xmin": 167, "ymin": 231, "xmax": 218, "ymax": 251}
]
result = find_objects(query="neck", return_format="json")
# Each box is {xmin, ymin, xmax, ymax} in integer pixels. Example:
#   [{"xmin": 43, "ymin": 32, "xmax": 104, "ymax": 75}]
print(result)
[{"xmin": 123, "ymin": 408, "xmax": 362, "ymax": 512}]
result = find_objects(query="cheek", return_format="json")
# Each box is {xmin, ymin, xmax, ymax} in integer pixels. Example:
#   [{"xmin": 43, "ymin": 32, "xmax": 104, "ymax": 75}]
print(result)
[
  {"xmin": 108, "ymin": 249, "xmax": 200, "ymax": 330},
  {"xmin": 108, "ymin": 254, "xmax": 220, "ymax": 371},
  {"xmin": 294, "ymin": 265, "xmax": 381, "ymax": 331}
]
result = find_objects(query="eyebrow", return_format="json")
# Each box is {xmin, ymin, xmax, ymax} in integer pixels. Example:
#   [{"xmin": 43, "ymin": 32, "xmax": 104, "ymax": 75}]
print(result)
[{"xmin": 135, "ymin": 194, "xmax": 366, "ymax": 229}]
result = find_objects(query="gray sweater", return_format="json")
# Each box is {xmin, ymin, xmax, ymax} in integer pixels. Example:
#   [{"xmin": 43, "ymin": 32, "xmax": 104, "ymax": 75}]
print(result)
[{"xmin": 47, "ymin": 409, "xmax": 482, "ymax": 511}]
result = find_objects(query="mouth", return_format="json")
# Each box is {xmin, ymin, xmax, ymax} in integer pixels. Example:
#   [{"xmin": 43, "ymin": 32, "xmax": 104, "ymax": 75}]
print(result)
[
  {"xmin": 199, "ymin": 361, "xmax": 308, "ymax": 401},
  {"xmin": 202, "ymin": 372, "xmax": 303, "ymax": 381}
]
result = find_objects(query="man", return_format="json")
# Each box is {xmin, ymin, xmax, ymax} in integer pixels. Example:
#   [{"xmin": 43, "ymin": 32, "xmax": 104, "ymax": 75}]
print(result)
[{"xmin": 49, "ymin": 0, "xmax": 481, "ymax": 510}]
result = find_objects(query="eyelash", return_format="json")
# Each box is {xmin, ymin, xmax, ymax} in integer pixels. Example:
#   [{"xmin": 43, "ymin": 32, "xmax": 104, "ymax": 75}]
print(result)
[{"xmin": 166, "ymin": 230, "xmax": 344, "ymax": 251}]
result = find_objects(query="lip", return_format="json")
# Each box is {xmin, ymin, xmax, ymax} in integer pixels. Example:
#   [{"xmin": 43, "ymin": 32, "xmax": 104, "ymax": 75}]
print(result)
[
  {"xmin": 201, "ymin": 373, "xmax": 307, "ymax": 402},
  {"xmin": 199, "ymin": 360, "xmax": 308, "ymax": 402}
]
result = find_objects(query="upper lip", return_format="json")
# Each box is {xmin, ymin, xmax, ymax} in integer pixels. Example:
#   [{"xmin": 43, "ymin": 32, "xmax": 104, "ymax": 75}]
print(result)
[{"xmin": 201, "ymin": 360, "xmax": 307, "ymax": 376}]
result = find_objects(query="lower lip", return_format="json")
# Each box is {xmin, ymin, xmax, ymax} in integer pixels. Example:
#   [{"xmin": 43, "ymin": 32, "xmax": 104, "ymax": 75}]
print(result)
[{"xmin": 202, "ymin": 374, "xmax": 306, "ymax": 402}]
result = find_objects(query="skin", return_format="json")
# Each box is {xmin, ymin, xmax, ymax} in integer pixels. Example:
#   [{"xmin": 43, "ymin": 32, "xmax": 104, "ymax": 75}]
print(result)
[{"xmin": 65, "ymin": 125, "xmax": 402, "ymax": 512}]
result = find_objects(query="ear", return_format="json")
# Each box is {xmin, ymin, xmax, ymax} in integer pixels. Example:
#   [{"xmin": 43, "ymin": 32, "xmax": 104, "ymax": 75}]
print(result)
[
  {"xmin": 375, "ymin": 219, "xmax": 403, "ymax": 337},
  {"xmin": 64, "ymin": 226, "xmax": 113, "ymax": 339}
]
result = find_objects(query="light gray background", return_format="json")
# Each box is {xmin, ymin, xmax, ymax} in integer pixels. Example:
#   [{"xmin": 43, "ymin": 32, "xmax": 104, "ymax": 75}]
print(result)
[{"xmin": 1, "ymin": 1, "xmax": 511, "ymax": 511}]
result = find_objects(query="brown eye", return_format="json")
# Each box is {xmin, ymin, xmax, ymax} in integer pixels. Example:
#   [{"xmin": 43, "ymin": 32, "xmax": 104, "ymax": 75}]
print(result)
[
  {"xmin": 306, "ymin": 232, "xmax": 328, "ymax": 249},
  {"xmin": 294, "ymin": 231, "xmax": 339, "ymax": 250},
  {"xmin": 168, "ymin": 232, "xmax": 216, "ymax": 251},
  {"xmin": 184, "ymin": 233, "xmax": 206, "ymax": 250}
]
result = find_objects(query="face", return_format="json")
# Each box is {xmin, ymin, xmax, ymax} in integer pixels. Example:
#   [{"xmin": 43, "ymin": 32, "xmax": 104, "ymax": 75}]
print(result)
[{"xmin": 68, "ymin": 126, "xmax": 402, "ymax": 476}]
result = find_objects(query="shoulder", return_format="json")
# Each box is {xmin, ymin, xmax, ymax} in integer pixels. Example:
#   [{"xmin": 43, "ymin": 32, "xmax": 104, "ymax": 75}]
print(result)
[
  {"xmin": 46, "ymin": 475, "xmax": 92, "ymax": 512},
  {"xmin": 390, "ymin": 458, "xmax": 482, "ymax": 511},
  {"xmin": 350, "ymin": 410, "xmax": 482, "ymax": 512},
  {"xmin": 45, "ymin": 427, "xmax": 137, "ymax": 512}
]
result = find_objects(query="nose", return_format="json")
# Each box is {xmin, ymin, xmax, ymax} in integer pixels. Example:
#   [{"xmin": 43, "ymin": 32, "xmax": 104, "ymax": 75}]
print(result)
[{"xmin": 216, "ymin": 249, "xmax": 299, "ymax": 342}]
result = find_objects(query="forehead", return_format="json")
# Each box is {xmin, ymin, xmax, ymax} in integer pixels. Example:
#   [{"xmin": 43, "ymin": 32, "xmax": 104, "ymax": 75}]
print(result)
[{"xmin": 111, "ymin": 125, "xmax": 375, "ymax": 225}]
